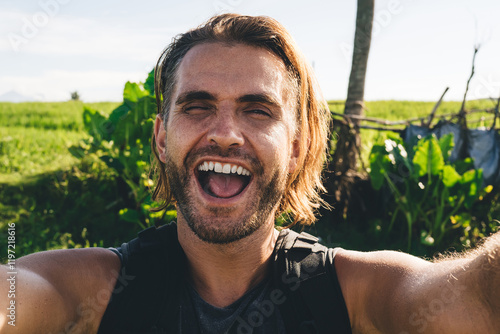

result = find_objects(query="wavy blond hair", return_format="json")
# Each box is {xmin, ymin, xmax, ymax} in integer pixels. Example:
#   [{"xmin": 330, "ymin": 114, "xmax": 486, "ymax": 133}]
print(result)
[{"xmin": 151, "ymin": 13, "xmax": 330, "ymax": 226}]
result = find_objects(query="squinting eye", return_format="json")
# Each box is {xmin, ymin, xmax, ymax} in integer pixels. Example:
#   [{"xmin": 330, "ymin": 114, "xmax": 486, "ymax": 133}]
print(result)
[
  {"xmin": 184, "ymin": 105, "xmax": 210, "ymax": 114},
  {"xmin": 247, "ymin": 109, "xmax": 270, "ymax": 117}
]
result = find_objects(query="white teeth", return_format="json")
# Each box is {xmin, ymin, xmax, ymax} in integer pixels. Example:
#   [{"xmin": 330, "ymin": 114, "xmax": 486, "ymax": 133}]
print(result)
[
  {"xmin": 222, "ymin": 163, "xmax": 231, "ymax": 174},
  {"xmin": 198, "ymin": 161, "xmax": 251, "ymax": 176}
]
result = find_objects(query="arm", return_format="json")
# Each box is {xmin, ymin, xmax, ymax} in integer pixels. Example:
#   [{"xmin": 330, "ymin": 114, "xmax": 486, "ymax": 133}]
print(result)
[
  {"xmin": 0, "ymin": 248, "xmax": 120, "ymax": 333},
  {"xmin": 335, "ymin": 232, "xmax": 500, "ymax": 334}
]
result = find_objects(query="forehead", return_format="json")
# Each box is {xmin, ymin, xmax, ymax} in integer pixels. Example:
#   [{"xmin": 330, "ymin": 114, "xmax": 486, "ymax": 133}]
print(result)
[{"xmin": 173, "ymin": 42, "xmax": 291, "ymax": 105}]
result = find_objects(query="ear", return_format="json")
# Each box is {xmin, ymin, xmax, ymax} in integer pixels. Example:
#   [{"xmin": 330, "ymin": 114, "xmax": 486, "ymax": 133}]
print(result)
[
  {"xmin": 154, "ymin": 114, "xmax": 167, "ymax": 163},
  {"xmin": 288, "ymin": 136, "xmax": 300, "ymax": 173}
]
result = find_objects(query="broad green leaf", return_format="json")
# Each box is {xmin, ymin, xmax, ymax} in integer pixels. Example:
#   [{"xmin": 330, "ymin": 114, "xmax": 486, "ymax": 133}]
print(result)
[
  {"xmin": 438, "ymin": 133, "xmax": 454, "ymax": 162},
  {"xmin": 413, "ymin": 136, "xmax": 444, "ymax": 177},
  {"xmin": 112, "ymin": 97, "xmax": 155, "ymax": 151},
  {"xmin": 82, "ymin": 106, "xmax": 108, "ymax": 141},
  {"xmin": 460, "ymin": 168, "xmax": 482, "ymax": 185},
  {"xmin": 144, "ymin": 69, "xmax": 155, "ymax": 95},
  {"xmin": 460, "ymin": 169, "xmax": 483, "ymax": 209},
  {"xmin": 442, "ymin": 165, "xmax": 461, "ymax": 187},
  {"xmin": 369, "ymin": 144, "xmax": 391, "ymax": 190},
  {"xmin": 123, "ymin": 82, "xmax": 149, "ymax": 106},
  {"xmin": 454, "ymin": 157, "xmax": 474, "ymax": 174},
  {"xmin": 107, "ymin": 104, "xmax": 130, "ymax": 126}
]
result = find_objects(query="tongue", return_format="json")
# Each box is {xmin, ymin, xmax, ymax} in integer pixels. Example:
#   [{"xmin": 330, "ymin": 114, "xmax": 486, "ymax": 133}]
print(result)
[{"xmin": 207, "ymin": 172, "xmax": 246, "ymax": 198}]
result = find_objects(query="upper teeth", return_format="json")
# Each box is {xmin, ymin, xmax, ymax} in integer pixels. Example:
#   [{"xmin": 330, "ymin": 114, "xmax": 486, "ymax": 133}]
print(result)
[{"xmin": 198, "ymin": 161, "xmax": 251, "ymax": 176}]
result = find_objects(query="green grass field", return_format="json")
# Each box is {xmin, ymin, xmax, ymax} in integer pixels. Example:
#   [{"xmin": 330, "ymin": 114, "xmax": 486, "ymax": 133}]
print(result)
[{"xmin": 0, "ymin": 101, "xmax": 120, "ymax": 184}]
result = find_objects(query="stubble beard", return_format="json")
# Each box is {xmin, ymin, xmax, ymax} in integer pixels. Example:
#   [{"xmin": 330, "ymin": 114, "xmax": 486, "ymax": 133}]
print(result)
[{"xmin": 164, "ymin": 146, "xmax": 287, "ymax": 244}]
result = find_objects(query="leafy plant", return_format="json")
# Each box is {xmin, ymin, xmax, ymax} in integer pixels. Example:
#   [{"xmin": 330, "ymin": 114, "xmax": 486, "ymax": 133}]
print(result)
[
  {"xmin": 69, "ymin": 70, "xmax": 173, "ymax": 229},
  {"xmin": 369, "ymin": 133, "xmax": 490, "ymax": 250}
]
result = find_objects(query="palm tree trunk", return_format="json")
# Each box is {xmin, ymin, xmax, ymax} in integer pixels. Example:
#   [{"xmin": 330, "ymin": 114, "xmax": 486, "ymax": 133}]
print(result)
[
  {"xmin": 326, "ymin": 0, "xmax": 374, "ymax": 217},
  {"xmin": 346, "ymin": 0, "xmax": 374, "ymax": 120}
]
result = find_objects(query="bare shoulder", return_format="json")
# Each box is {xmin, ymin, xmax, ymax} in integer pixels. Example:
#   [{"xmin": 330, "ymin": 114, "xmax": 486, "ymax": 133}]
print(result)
[
  {"xmin": 17, "ymin": 247, "xmax": 121, "ymax": 288},
  {"xmin": 1, "ymin": 247, "xmax": 120, "ymax": 333},
  {"xmin": 334, "ymin": 248, "xmax": 497, "ymax": 333},
  {"xmin": 334, "ymin": 249, "xmax": 440, "ymax": 333}
]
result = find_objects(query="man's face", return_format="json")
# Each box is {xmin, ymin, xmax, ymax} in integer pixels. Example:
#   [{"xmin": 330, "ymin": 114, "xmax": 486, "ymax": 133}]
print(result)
[{"xmin": 154, "ymin": 42, "xmax": 299, "ymax": 244}]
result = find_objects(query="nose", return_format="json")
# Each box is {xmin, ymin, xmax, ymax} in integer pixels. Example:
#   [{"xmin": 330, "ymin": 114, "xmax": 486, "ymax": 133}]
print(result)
[{"xmin": 206, "ymin": 113, "xmax": 244, "ymax": 149}]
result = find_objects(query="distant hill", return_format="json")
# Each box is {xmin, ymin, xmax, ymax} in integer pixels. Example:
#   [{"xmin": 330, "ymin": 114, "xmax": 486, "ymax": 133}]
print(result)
[{"xmin": 0, "ymin": 90, "xmax": 38, "ymax": 102}]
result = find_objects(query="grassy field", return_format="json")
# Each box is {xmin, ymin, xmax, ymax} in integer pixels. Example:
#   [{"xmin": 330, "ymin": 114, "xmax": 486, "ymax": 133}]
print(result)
[
  {"xmin": 1, "ymin": 99, "xmax": 497, "ymax": 259},
  {"xmin": 0, "ymin": 101, "xmax": 120, "ymax": 184}
]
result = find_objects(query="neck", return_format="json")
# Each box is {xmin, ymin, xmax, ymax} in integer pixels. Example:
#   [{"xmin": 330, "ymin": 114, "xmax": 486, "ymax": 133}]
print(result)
[{"xmin": 177, "ymin": 217, "xmax": 279, "ymax": 308}]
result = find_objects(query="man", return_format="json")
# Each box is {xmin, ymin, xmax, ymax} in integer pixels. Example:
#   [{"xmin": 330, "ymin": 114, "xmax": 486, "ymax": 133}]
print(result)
[{"xmin": 1, "ymin": 13, "xmax": 499, "ymax": 333}]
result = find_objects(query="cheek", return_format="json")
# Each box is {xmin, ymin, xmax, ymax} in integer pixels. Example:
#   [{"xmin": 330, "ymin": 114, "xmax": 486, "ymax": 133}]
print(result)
[
  {"xmin": 256, "ymin": 125, "xmax": 293, "ymax": 168},
  {"xmin": 164, "ymin": 118, "xmax": 199, "ymax": 164}
]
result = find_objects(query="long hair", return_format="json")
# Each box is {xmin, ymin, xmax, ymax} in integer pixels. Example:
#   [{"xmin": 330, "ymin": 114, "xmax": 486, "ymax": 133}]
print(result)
[{"xmin": 151, "ymin": 13, "xmax": 330, "ymax": 226}]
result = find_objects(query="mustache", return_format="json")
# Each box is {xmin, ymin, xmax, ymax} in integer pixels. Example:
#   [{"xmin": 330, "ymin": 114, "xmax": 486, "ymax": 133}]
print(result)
[{"xmin": 184, "ymin": 145, "xmax": 264, "ymax": 176}]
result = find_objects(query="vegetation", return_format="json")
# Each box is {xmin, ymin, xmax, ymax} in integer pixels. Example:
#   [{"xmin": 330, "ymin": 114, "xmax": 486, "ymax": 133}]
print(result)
[
  {"xmin": 69, "ymin": 72, "xmax": 176, "ymax": 230},
  {"xmin": 0, "ymin": 101, "xmax": 119, "ymax": 183},
  {"xmin": 369, "ymin": 133, "xmax": 491, "ymax": 251},
  {"xmin": 1, "ymin": 80, "xmax": 499, "ymax": 261}
]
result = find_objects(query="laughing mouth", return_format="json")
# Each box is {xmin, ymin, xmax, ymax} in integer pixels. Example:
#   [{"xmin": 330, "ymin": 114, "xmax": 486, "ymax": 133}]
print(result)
[{"xmin": 197, "ymin": 161, "xmax": 252, "ymax": 198}]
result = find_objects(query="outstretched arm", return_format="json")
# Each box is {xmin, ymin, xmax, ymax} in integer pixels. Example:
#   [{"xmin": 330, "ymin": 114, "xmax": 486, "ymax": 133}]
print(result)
[
  {"xmin": 336, "ymin": 232, "xmax": 500, "ymax": 334},
  {"xmin": 0, "ymin": 248, "xmax": 120, "ymax": 333}
]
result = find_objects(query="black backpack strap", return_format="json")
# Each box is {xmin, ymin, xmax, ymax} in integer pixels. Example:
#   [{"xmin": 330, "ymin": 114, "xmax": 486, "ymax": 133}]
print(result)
[
  {"xmin": 98, "ymin": 222, "xmax": 185, "ymax": 334},
  {"xmin": 273, "ymin": 229, "xmax": 351, "ymax": 334}
]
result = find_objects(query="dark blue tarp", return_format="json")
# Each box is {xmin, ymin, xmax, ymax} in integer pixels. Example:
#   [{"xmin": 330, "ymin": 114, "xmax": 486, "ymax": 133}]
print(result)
[{"xmin": 402, "ymin": 121, "xmax": 500, "ymax": 187}]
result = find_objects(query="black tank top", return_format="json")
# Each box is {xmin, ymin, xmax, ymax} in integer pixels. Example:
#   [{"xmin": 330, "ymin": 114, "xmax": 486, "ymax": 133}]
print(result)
[{"xmin": 98, "ymin": 223, "xmax": 351, "ymax": 333}]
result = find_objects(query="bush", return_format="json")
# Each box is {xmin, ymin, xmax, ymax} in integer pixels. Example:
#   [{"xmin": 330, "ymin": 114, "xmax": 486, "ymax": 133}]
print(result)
[
  {"xmin": 368, "ymin": 132, "xmax": 498, "ymax": 253},
  {"xmin": 0, "ymin": 158, "xmax": 141, "ymax": 260},
  {"xmin": 70, "ymin": 70, "xmax": 176, "ymax": 230}
]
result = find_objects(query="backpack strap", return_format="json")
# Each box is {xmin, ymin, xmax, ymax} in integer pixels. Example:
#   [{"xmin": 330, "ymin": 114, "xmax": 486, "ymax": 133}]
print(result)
[
  {"xmin": 273, "ymin": 229, "xmax": 352, "ymax": 334},
  {"xmin": 98, "ymin": 222, "xmax": 185, "ymax": 334}
]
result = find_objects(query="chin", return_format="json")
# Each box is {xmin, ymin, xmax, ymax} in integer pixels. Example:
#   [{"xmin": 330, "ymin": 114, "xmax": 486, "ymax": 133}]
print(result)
[{"xmin": 165, "ymin": 150, "xmax": 287, "ymax": 244}]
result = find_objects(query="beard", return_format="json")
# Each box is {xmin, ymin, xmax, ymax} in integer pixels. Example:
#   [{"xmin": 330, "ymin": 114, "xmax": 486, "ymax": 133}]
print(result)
[{"xmin": 164, "ymin": 145, "xmax": 287, "ymax": 244}]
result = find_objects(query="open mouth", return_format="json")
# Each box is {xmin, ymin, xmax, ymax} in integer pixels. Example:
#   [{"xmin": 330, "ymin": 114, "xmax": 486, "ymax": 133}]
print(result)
[{"xmin": 196, "ymin": 161, "xmax": 252, "ymax": 198}]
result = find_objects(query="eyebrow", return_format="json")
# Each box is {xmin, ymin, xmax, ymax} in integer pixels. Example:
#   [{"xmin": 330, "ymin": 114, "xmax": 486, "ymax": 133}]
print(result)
[
  {"xmin": 237, "ymin": 93, "xmax": 282, "ymax": 109},
  {"xmin": 174, "ymin": 90, "xmax": 282, "ymax": 109},
  {"xmin": 175, "ymin": 91, "xmax": 216, "ymax": 105}
]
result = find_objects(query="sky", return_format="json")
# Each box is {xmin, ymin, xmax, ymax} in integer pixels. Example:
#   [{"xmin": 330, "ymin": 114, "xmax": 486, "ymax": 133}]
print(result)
[{"xmin": 0, "ymin": 0, "xmax": 499, "ymax": 102}]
